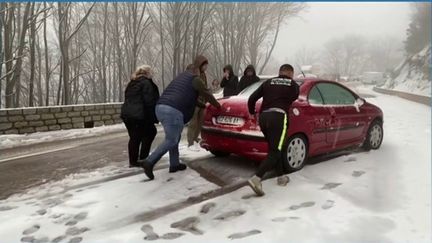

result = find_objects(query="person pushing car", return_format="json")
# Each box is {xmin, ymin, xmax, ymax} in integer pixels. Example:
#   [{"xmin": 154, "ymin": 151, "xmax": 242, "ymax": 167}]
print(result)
[{"xmin": 247, "ymin": 64, "xmax": 300, "ymax": 196}]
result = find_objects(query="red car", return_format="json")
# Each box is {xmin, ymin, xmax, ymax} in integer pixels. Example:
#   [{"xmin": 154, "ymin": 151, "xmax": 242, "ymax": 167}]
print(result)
[{"xmin": 201, "ymin": 77, "xmax": 384, "ymax": 172}]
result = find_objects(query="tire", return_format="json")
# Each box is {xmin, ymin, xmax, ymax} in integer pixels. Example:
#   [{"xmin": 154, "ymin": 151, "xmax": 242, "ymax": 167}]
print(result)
[
  {"xmin": 210, "ymin": 150, "xmax": 231, "ymax": 157},
  {"xmin": 362, "ymin": 120, "xmax": 384, "ymax": 150},
  {"xmin": 283, "ymin": 134, "xmax": 309, "ymax": 173}
]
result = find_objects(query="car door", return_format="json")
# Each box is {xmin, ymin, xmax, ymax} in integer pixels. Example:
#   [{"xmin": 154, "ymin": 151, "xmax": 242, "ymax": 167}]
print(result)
[
  {"xmin": 306, "ymin": 85, "xmax": 331, "ymax": 154},
  {"xmin": 315, "ymin": 83, "xmax": 366, "ymax": 148}
]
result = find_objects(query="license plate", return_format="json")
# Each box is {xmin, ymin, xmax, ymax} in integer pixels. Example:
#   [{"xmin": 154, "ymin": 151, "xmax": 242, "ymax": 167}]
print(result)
[{"xmin": 216, "ymin": 116, "xmax": 244, "ymax": 126}]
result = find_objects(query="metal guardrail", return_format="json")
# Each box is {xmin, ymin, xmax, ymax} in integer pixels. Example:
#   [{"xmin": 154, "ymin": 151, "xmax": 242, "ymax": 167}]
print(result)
[{"xmin": 373, "ymin": 87, "xmax": 431, "ymax": 106}]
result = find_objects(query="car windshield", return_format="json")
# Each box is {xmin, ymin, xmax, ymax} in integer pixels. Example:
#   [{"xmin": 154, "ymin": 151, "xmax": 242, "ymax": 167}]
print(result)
[{"xmin": 237, "ymin": 79, "xmax": 303, "ymax": 97}]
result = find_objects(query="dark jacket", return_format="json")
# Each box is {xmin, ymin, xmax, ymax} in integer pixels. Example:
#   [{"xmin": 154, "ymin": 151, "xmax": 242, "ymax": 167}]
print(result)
[
  {"xmin": 238, "ymin": 65, "xmax": 260, "ymax": 93},
  {"xmin": 158, "ymin": 70, "xmax": 221, "ymax": 124},
  {"xmin": 248, "ymin": 75, "xmax": 300, "ymax": 115},
  {"xmin": 220, "ymin": 65, "xmax": 239, "ymax": 97},
  {"xmin": 121, "ymin": 76, "xmax": 160, "ymax": 123}
]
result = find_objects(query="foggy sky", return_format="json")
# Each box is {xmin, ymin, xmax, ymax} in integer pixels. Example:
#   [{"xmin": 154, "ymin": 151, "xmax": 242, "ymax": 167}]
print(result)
[{"xmin": 273, "ymin": 2, "xmax": 411, "ymax": 64}]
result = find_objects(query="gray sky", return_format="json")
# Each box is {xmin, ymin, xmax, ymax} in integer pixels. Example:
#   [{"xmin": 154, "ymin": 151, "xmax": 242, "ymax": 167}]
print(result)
[{"xmin": 273, "ymin": 2, "xmax": 411, "ymax": 63}]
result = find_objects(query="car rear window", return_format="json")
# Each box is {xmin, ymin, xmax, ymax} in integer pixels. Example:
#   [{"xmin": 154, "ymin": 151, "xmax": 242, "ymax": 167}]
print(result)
[{"xmin": 237, "ymin": 78, "xmax": 303, "ymax": 97}]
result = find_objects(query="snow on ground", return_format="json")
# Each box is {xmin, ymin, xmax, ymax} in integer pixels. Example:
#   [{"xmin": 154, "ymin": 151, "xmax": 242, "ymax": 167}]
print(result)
[
  {"xmin": 95, "ymin": 90, "xmax": 429, "ymax": 243},
  {"xmin": 0, "ymin": 124, "xmax": 128, "ymax": 149},
  {"xmin": 0, "ymin": 88, "xmax": 430, "ymax": 242},
  {"xmin": 0, "ymin": 144, "xmax": 216, "ymax": 243}
]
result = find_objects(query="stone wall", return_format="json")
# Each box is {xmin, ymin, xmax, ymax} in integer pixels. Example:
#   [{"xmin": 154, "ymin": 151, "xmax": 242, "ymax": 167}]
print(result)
[{"xmin": 0, "ymin": 103, "xmax": 123, "ymax": 135}]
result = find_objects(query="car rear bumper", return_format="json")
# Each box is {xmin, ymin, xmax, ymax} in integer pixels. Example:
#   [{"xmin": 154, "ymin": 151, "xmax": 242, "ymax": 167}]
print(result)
[{"xmin": 201, "ymin": 126, "xmax": 267, "ymax": 161}]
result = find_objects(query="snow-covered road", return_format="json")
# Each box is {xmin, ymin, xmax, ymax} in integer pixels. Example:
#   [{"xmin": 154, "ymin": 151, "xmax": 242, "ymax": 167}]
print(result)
[{"xmin": 0, "ymin": 89, "xmax": 430, "ymax": 243}]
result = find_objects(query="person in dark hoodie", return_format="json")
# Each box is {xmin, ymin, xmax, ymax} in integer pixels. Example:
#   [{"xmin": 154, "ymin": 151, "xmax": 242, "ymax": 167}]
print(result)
[
  {"xmin": 220, "ymin": 64, "xmax": 239, "ymax": 97},
  {"xmin": 141, "ymin": 61, "xmax": 221, "ymax": 180},
  {"xmin": 247, "ymin": 64, "xmax": 300, "ymax": 196},
  {"xmin": 238, "ymin": 65, "xmax": 260, "ymax": 93},
  {"xmin": 121, "ymin": 65, "xmax": 160, "ymax": 168},
  {"xmin": 187, "ymin": 55, "xmax": 210, "ymax": 151}
]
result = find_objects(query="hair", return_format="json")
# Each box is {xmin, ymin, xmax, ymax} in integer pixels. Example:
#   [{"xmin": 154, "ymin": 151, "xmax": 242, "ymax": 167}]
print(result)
[
  {"xmin": 131, "ymin": 65, "xmax": 152, "ymax": 80},
  {"xmin": 279, "ymin": 64, "xmax": 294, "ymax": 72},
  {"xmin": 186, "ymin": 64, "xmax": 195, "ymax": 71}
]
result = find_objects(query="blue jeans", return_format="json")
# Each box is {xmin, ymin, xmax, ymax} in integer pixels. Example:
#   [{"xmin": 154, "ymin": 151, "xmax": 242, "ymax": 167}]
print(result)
[{"xmin": 146, "ymin": 104, "xmax": 184, "ymax": 167}]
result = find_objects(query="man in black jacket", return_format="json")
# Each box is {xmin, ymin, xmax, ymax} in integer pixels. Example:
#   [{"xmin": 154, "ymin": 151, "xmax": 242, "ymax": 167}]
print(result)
[
  {"xmin": 121, "ymin": 65, "xmax": 160, "ymax": 168},
  {"xmin": 220, "ymin": 64, "xmax": 238, "ymax": 97},
  {"xmin": 247, "ymin": 64, "xmax": 300, "ymax": 196}
]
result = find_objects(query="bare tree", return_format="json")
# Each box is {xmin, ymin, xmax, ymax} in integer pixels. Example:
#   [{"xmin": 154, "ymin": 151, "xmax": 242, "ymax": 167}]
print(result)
[
  {"xmin": 56, "ymin": 2, "xmax": 94, "ymax": 105},
  {"xmin": 1, "ymin": 2, "xmax": 308, "ymax": 108}
]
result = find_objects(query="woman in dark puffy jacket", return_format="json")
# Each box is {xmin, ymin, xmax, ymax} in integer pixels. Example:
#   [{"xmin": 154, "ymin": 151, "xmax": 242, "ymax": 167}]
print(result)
[
  {"xmin": 121, "ymin": 65, "xmax": 160, "ymax": 167},
  {"xmin": 238, "ymin": 65, "xmax": 260, "ymax": 93}
]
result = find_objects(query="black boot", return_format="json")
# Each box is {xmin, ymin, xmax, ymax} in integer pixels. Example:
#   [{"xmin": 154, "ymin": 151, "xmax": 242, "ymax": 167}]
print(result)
[
  {"xmin": 129, "ymin": 161, "xmax": 143, "ymax": 168},
  {"xmin": 169, "ymin": 163, "xmax": 187, "ymax": 173},
  {"xmin": 141, "ymin": 160, "xmax": 155, "ymax": 180}
]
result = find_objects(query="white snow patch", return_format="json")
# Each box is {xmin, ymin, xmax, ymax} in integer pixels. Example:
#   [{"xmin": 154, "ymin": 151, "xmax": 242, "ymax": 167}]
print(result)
[{"xmin": 0, "ymin": 124, "xmax": 127, "ymax": 149}]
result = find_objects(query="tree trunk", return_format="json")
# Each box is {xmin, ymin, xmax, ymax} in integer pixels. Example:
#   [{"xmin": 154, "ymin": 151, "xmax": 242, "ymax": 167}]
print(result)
[
  {"xmin": 159, "ymin": 2, "xmax": 165, "ymax": 89},
  {"xmin": 36, "ymin": 34, "xmax": 43, "ymax": 106},
  {"xmin": 11, "ymin": 2, "xmax": 32, "ymax": 108},
  {"xmin": 114, "ymin": 3, "xmax": 123, "ymax": 101},
  {"xmin": 4, "ymin": 3, "xmax": 15, "ymax": 107},
  {"xmin": 44, "ymin": 2, "xmax": 50, "ymax": 106},
  {"xmin": 0, "ymin": 3, "xmax": 5, "ymax": 108},
  {"xmin": 101, "ymin": 2, "xmax": 108, "ymax": 102},
  {"xmin": 29, "ymin": 2, "xmax": 36, "ymax": 107}
]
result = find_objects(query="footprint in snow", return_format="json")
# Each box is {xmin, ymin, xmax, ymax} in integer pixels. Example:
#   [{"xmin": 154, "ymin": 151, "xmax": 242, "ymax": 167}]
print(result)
[
  {"xmin": 352, "ymin": 171, "xmax": 366, "ymax": 177},
  {"xmin": 344, "ymin": 156, "xmax": 357, "ymax": 163},
  {"xmin": 50, "ymin": 213, "xmax": 64, "ymax": 219},
  {"xmin": 66, "ymin": 220, "xmax": 78, "ymax": 226},
  {"xmin": 166, "ymin": 177, "xmax": 174, "ymax": 182},
  {"xmin": 36, "ymin": 209, "xmax": 47, "ymax": 216},
  {"xmin": 214, "ymin": 210, "xmax": 246, "ymax": 221},
  {"xmin": 272, "ymin": 217, "xmax": 287, "ymax": 222},
  {"xmin": 141, "ymin": 224, "xmax": 159, "ymax": 241},
  {"xmin": 288, "ymin": 205, "xmax": 302, "ymax": 211},
  {"xmin": 74, "ymin": 212, "xmax": 88, "ymax": 221},
  {"xmin": 300, "ymin": 201, "xmax": 315, "ymax": 208},
  {"xmin": 228, "ymin": 230, "xmax": 261, "ymax": 240},
  {"xmin": 21, "ymin": 236, "xmax": 35, "ymax": 242},
  {"xmin": 288, "ymin": 201, "xmax": 315, "ymax": 211},
  {"xmin": 66, "ymin": 227, "xmax": 90, "ymax": 236},
  {"xmin": 52, "ymin": 235, "xmax": 67, "ymax": 243},
  {"xmin": 200, "ymin": 202, "xmax": 216, "ymax": 214},
  {"xmin": 161, "ymin": 232, "xmax": 185, "ymax": 240},
  {"xmin": 42, "ymin": 198, "xmax": 63, "ymax": 208},
  {"xmin": 33, "ymin": 237, "xmax": 49, "ymax": 243},
  {"xmin": 322, "ymin": 200, "xmax": 335, "ymax": 210},
  {"xmin": 23, "ymin": 225, "xmax": 40, "ymax": 235},
  {"xmin": 69, "ymin": 237, "xmax": 83, "ymax": 243},
  {"xmin": 321, "ymin": 183, "xmax": 342, "ymax": 190},
  {"xmin": 0, "ymin": 205, "xmax": 18, "ymax": 211},
  {"xmin": 289, "ymin": 216, "xmax": 300, "ymax": 220},
  {"xmin": 171, "ymin": 217, "xmax": 204, "ymax": 235}
]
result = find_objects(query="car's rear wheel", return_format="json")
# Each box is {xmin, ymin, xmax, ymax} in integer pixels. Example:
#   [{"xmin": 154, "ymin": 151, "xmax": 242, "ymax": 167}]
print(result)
[
  {"xmin": 362, "ymin": 120, "xmax": 383, "ymax": 150},
  {"xmin": 283, "ymin": 135, "xmax": 308, "ymax": 172},
  {"xmin": 210, "ymin": 150, "xmax": 231, "ymax": 157}
]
